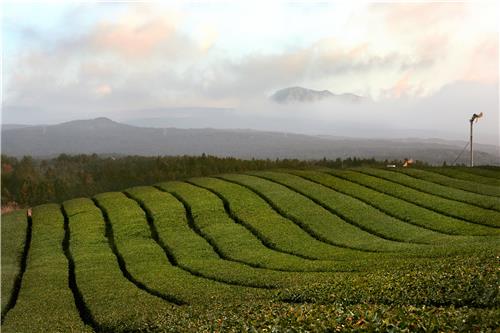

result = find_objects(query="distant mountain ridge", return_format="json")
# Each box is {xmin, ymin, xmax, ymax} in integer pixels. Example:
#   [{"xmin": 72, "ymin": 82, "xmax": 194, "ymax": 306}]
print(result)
[
  {"xmin": 271, "ymin": 86, "xmax": 364, "ymax": 104},
  {"xmin": 57, "ymin": 117, "xmax": 129, "ymax": 130},
  {"xmin": 2, "ymin": 117, "xmax": 498, "ymax": 165},
  {"xmin": 1, "ymin": 124, "xmax": 34, "ymax": 131}
]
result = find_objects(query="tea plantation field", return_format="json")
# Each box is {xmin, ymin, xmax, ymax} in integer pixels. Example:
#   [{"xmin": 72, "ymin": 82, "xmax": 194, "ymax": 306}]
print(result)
[{"xmin": 2, "ymin": 167, "xmax": 499, "ymax": 332}]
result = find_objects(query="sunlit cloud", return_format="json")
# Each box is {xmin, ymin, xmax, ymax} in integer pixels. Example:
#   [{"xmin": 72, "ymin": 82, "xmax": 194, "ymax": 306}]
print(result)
[
  {"xmin": 2, "ymin": 1, "xmax": 498, "ymax": 144},
  {"xmin": 95, "ymin": 84, "xmax": 112, "ymax": 97},
  {"xmin": 89, "ymin": 5, "xmax": 181, "ymax": 58}
]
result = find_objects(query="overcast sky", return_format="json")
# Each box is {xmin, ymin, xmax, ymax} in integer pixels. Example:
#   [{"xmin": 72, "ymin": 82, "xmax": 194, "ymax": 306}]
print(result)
[{"xmin": 2, "ymin": 1, "xmax": 499, "ymax": 144}]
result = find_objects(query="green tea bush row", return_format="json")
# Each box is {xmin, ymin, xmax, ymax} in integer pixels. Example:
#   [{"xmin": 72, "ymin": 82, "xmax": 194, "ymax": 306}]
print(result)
[
  {"xmin": 3, "ymin": 167, "xmax": 499, "ymax": 332},
  {"xmin": 159, "ymin": 181, "xmax": 350, "ymax": 272},
  {"xmin": 294, "ymin": 169, "xmax": 497, "ymax": 239},
  {"xmin": 188, "ymin": 177, "xmax": 367, "ymax": 260},
  {"xmin": 95, "ymin": 191, "xmax": 259, "ymax": 302},
  {"xmin": 398, "ymin": 169, "xmax": 500, "ymax": 198},
  {"xmin": 126, "ymin": 185, "xmax": 300, "ymax": 288},
  {"xmin": 2, "ymin": 204, "xmax": 91, "ymax": 333},
  {"xmin": 223, "ymin": 173, "xmax": 442, "ymax": 257},
  {"xmin": 328, "ymin": 169, "xmax": 500, "ymax": 228},
  {"xmin": 276, "ymin": 254, "xmax": 500, "ymax": 309},
  {"xmin": 64, "ymin": 198, "xmax": 177, "ymax": 332},
  {"xmin": 422, "ymin": 167, "xmax": 500, "ymax": 192},
  {"xmin": 449, "ymin": 167, "xmax": 500, "ymax": 182},
  {"xmin": 250, "ymin": 171, "xmax": 462, "ymax": 249},
  {"xmin": 1, "ymin": 211, "xmax": 27, "ymax": 317},
  {"xmin": 425, "ymin": 167, "xmax": 500, "ymax": 186},
  {"xmin": 142, "ymin": 299, "xmax": 500, "ymax": 332},
  {"xmin": 365, "ymin": 167, "xmax": 500, "ymax": 209}
]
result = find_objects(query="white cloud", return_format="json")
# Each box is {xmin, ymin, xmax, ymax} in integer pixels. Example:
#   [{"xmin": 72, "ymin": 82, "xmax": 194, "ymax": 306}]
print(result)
[
  {"xmin": 95, "ymin": 84, "xmax": 112, "ymax": 96},
  {"xmin": 2, "ymin": 1, "xmax": 498, "ymax": 144}
]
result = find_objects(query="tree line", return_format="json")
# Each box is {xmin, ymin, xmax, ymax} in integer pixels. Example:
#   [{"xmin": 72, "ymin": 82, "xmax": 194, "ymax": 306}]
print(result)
[{"xmin": 1, "ymin": 153, "xmax": 416, "ymax": 209}]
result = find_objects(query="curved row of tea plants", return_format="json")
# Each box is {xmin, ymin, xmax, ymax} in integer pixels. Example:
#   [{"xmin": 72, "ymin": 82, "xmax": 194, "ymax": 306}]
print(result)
[
  {"xmin": 2, "ymin": 167, "xmax": 499, "ymax": 332},
  {"xmin": 276, "ymin": 254, "xmax": 500, "ymax": 308},
  {"xmin": 360, "ymin": 167, "xmax": 500, "ymax": 209},
  {"xmin": 326, "ymin": 169, "xmax": 500, "ymax": 228},
  {"xmin": 2, "ymin": 205, "xmax": 92, "ymax": 333},
  {"xmin": 125, "ymin": 186, "xmax": 342, "ymax": 286},
  {"xmin": 288, "ymin": 169, "xmax": 497, "ymax": 239},
  {"xmin": 428, "ymin": 167, "xmax": 500, "ymax": 186},
  {"xmin": 188, "ymin": 177, "xmax": 376, "ymax": 261},
  {"xmin": 1, "ymin": 211, "xmax": 27, "ymax": 318},
  {"xmin": 396, "ymin": 168, "xmax": 500, "ymax": 197},
  {"xmin": 158, "ymin": 181, "xmax": 353, "ymax": 271},
  {"xmin": 225, "ymin": 172, "xmax": 469, "ymax": 255},
  {"xmin": 459, "ymin": 166, "xmax": 500, "ymax": 180},
  {"xmin": 247, "ymin": 171, "xmax": 469, "ymax": 243},
  {"xmin": 63, "ymin": 198, "xmax": 178, "ymax": 332},
  {"xmin": 94, "ymin": 192, "xmax": 269, "ymax": 295}
]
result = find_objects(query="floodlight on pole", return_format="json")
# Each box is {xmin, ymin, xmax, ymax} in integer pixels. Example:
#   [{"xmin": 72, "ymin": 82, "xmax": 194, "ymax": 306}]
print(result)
[{"xmin": 469, "ymin": 112, "xmax": 483, "ymax": 167}]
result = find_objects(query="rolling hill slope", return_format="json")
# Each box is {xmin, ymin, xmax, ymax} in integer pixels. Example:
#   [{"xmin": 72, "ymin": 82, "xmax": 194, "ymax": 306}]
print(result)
[
  {"xmin": 2, "ymin": 167, "xmax": 499, "ymax": 331},
  {"xmin": 2, "ymin": 117, "xmax": 499, "ymax": 165}
]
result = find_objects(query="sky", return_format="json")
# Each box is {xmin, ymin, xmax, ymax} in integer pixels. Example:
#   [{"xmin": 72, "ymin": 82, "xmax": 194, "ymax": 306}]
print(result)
[{"xmin": 1, "ymin": 0, "xmax": 499, "ymax": 144}]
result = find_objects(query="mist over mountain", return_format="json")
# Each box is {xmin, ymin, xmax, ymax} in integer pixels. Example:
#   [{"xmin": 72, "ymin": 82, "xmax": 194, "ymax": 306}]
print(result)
[
  {"xmin": 1, "ymin": 124, "xmax": 34, "ymax": 131},
  {"xmin": 2, "ymin": 117, "xmax": 498, "ymax": 165},
  {"xmin": 3, "ymin": 81, "xmax": 497, "ymax": 146},
  {"xmin": 271, "ymin": 87, "xmax": 364, "ymax": 104}
]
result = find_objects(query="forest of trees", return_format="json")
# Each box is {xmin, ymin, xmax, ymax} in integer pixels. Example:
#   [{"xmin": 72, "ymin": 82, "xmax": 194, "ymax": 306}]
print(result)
[{"xmin": 1, "ymin": 153, "xmax": 415, "ymax": 209}]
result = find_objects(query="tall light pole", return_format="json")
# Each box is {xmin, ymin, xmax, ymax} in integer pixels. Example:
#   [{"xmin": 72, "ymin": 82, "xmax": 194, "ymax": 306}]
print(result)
[{"xmin": 469, "ymin": 112, "xmax": 483, "ymax": 167}]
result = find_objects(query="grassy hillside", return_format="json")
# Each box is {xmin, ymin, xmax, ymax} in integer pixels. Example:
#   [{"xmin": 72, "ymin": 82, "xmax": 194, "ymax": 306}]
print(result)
[{"xmin": 2, "ymin": 167, "xmax": 499, "ymax": 332}]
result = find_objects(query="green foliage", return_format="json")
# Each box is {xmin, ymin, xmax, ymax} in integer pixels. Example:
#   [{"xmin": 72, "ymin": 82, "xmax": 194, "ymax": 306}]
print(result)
[
  {"xmin": 158, "ymin": 181, "xmax": 348, "ymax": 272},
  {"xmin": 439, "ymin": 167, "xmax": 500, "ymax": 184},
  {"xmin": 1, "ymin": 204, "xmax": 92, "ymax": 333},
  {"xmin": 364, "ymin": 167, "xmax": 500, "ymax": 210},
  {"xmin": 2, "ymin": 167, "xmax": 499, "ymax": 332},
  {"xmin": 276, "ymin": 254, "xmax": 499, "ymax": 308},
  {"xmin": 63, "ymin": 198, "xmax": 177, "ymax": 332},
  {"xmin": 93, "ymin": 191, "xmax": 258, "ymax": 303},
  {"xmin": 125, "ymin": 185, "xmax": 302, "ymax": 288},
  {"xmin": 231, "ymin": 172, "xmax": 470, "ymax": 261},
  {"xmin": 459, "ymin": 165, "xmax": 500, "ymax": 181},
  {"xmin": 250, "ymin": 170, "xmax": 466, "ymax": 249},
  {"xmin": 1, "ymin": 154, "xmax": 388, "ymax": 207},
  {"xmin": 188, "ymin": 177, "xmax": 365, "ymax": 260},
  {"xmin": 190, "ymin": 301, "xmax": 500, "ymax": 332},
  {"xmin": 416, "ymin": 167, "xmax": 500, "ymax": 195},
  {"xmin": 292, "ymin": 169, "xmax": 498, "ymax": 238},
  {"xmin": 1, "ymin": 211, "xmax": 27, "ymax": 315},
  {"xmin": 327, "ymin": 169, "xmax": 500, "ymax": 228}
]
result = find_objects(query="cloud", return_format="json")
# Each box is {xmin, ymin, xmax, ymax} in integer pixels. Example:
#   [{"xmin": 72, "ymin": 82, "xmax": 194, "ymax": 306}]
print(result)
[
  {"xmin": 3, "ymin": 5, "xmax": 199, "ymax": 113},
  {"xmin": 95, "ymin": 84, "xmax": 112, "ymax": 96},
  {"xmin": 389, "ymin": 72, "xmax": 412, "ymax": 98},
  {"xmin": 377, "ymin": 2, "xmax": 466, "ymax": 34},
  {"xmin": 195, "ymin": 42, "xmax": 435, "ymax": 102},
  {"xmin": 461, "ymin": 34, "xmax": 499, "ymax": 83},
  {"xmin": 88, "ymin": 5, "xmax": 182, "ymax": 59},
  {"xmin": 2, "ymin": 1, "xmax": 498, "ymax": 129},
  {"xmin": 366, "ymin": 2, "xmax": 499, "ymax": 88},
  {"xmin": 196, "ymin": 23, "xmax": 218, "ymax": 52}
]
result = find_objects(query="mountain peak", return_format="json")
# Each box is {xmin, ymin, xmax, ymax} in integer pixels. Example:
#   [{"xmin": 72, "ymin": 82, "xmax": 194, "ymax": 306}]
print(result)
[
  {"xmin": 93, "ymin": 117, "xmax": 115, "ymax": 123},
  {"xmin": 59, "ymin": 117, "xmax": 127, "ymax": 130},
  {"xmin": 271, "ymin": 86, "xmax": 363, "ymax": 104}
]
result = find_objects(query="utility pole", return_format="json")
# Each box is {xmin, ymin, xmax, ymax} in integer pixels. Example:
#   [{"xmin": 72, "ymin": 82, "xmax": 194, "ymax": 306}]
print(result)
[
  {"xmin": 469, "ymin": 118, "xmax": 473, "ymax": 167},
  {"xmin": 469, "ymin": 112, "xmax": 483, "ymax": 167}
]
